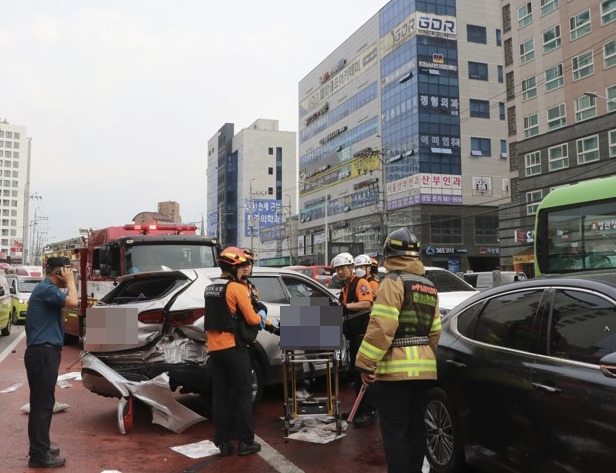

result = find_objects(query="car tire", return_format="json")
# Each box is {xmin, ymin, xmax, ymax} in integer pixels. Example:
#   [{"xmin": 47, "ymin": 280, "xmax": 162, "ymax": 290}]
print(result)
[
  {"xmin": 11, "ymin": 306, "xmax": 18, "ymax": 325},
  {"xmin": 1, "ymin": 314, "xmax": 11, "ymax": 336},
  {"xmin": 425, "ymin": 387, "xmax": 467, "ymax": 473}
]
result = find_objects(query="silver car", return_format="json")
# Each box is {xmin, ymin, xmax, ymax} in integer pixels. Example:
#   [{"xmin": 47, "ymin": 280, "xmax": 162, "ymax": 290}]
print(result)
[{"xmin": 81, "ymin": 267, "xmax": 346, "ymax": 412}]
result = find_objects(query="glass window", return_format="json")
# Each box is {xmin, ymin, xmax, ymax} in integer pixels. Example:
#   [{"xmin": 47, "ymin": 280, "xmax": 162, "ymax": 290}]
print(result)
[
  {"xmin": 545, "ymin": 64, "xmax": 564, "ymax": 91},
  {"xmin": 503, "ymin": 4, "xmax": 512, "ymax": 32},
  {"xmin": 548, "ymin": 143, "xmax": 568, "ymax": 171},
  {"xmin": 543, "ymin": 25, "xmax": 562, "ymax": 53},
  {"xmin": 496, "ymin": 28, "xmax": 502, "ymax": 46},
  {"xmin": 601, "ymin": 0, "xmax": 616, "ymax": 25},
  {"xmin": 523, "ymin": 113, "xmax": 539, "ymax": 138},
  {"xmin": 605, "ymin": 40, "xmax": 616, "ymax": 69},
  {"xmin": 522, "ymin": 76, "xmax": 537, "ymax": 101},
  {"xmin": 609, "ymin": 129, "xmax": 616, "ymax": 157},
  {"xmin": 473, "ymin": 290, "xmax": 545, "ymax": 352},
  {"xmin": 467, "ymin": 24, "xmax": 487, "ymax": 44},
  {"xmin": 498, "ymin": 65, "xmax": 504, "ymax": 83},
  {"xmin": 525, "ymin": 151, "xmax": 541, "ymax": 176},
  {"xmin": 249, "ymin": 275, "xmax": 287, "ymax": 303},
  {"xmin": 608, "ymin": 85, "xmax": 616, "ymax": 113},
  {"xmin": 574, "ymin": 94, "xmax": 597, "ymax": 122},
  {"xmin": 475, "ymin": 215, "xmax": 499, "ymax": 244},
  {"xmin": 570, "ymin": 9, "xmax": 592, "ymax": 41},
  {"xmin": 576, "ymin": 135, "xmax": 600, "ymax": 164},
  {"xmin": 520, "ymin": 38, "xmax": 535, "ymax": 64},
  {"xmin": 469, "ymin": 61, "xmax": 489, "ymax": 80},
  {"xmin": 470, "ymin": 99, "xmax": 490, "ymax": 118},
  {"xmin": 550, "ymin": 290, "xmax": 616, "ymax": 363},
  {"xmin": 499, "ymin": 102, "xmax": 506, "ymax": 120},
  {"xmin": 518, "ymin": 2, "xmax": 533, "ymax": 28},
  {"xmin": 541, "ymin": 0, "xmax": 559, "ymax": 16},
  {"xmin": 547, "ymin": 103, "xmax": 567, "ymax": 130},
  {"xmin": 572, "ymin": 50, "xmax": 595, "ymax": 81},
  {"xmin": 471, "ymin": 137, "xmax": 491, "ymax": 156},
  {"xmin": 527, "ymin": 189, "xmax": 543, "ymax": 215},
  {"xmin": 430, "ymin": 216, "xmax": 463, "ymax": 244}
]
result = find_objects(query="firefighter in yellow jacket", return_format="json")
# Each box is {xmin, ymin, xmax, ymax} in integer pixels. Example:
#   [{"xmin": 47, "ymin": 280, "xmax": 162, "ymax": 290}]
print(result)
[{"xmin": 355, "ymin": 228, "xmax": 441, "ymax": 473}]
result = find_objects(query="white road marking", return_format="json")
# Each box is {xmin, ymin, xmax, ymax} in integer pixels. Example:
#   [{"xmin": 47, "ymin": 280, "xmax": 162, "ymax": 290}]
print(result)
[{"xmin": 255, "ymin": 434, "xmax": 305, "ymax": 473}]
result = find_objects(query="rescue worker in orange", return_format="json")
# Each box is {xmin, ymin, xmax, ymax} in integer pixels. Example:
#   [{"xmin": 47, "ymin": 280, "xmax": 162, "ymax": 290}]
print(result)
[
  {"xmin": 332, "ymin": 252, "xmax": 377, "ymax": 427},
  {"xmin": 356, "ymin": 228, "xmax": 441, "ymax": 473},
  {"xmin": 355, "ymin": 254, "xmax": 379, "ymax": 299},
  {"xmin": 204, "ymin": 247, "xmax": 277, "ymax": 457}
]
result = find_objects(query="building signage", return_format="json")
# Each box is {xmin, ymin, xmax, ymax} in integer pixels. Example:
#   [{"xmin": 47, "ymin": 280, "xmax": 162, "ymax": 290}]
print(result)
[
  {"xmin": 260, "ymin": 223, "xmax": 287, "ymax": 242},
  {"xmin": 424, "ymin": 246, "xmax": 466, "ymax": 256},
  {"xmin": 381, "ymin": 12, "xmax": 457, "ymax": 58},
  {"xmin": 319, "ymin": 126, "xmax": 348, "ymax": 145},
  {"xmin": 515, "ymin": 229, "xmax": 534, "ymax": 244},
  {"xmin": 244, "ymin": 199, "xmax": 283, "ymax": 238},
  {"xmin": 387, "ymin": 173, "xmax": 462, "ymax": 198},
  {"xmin": 305, "ymin": 103, "xmax": 329, "ymax": 126},
  {"xmin": 419, "ymin": 94, "xmax": 459, "ymax": 116}
]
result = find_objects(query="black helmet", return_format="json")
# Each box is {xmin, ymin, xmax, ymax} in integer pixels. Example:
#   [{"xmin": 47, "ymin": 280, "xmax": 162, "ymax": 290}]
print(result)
[{"xmin": 383, "ymin": 228, "xmax": 420, "ymax": 257}]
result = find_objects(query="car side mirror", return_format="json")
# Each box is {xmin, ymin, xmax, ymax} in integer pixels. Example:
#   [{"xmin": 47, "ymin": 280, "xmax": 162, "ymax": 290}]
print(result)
[
  {"xmin": 599, "ymin": 352, "xmax": 616, "ymax": 379},
  {"xmin": 9, "ymin": 287, "xmax": 15, "ymax": 294}
]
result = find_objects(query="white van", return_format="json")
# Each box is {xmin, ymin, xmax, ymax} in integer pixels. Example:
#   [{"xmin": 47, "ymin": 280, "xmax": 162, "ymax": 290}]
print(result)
[{"xmin": 462, "ymin": 271, "xmax": 527, "ymax": 291}]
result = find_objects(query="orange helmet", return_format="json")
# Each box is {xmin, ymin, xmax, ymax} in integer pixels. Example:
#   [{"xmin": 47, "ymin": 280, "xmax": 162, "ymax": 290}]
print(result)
[
  {"xmin": 217, "ymin": 247, "xmax": 250, "ymax": 267},
  {"xmin": 370, "ymin": 257, "xmax": 379, "ymax": 269},
  {"xmin": 241, "ymin": 248, "xmax": 256, "ymax": 263}
]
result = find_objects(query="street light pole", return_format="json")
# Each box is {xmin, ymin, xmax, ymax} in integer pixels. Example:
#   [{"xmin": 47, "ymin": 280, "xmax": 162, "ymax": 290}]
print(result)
[{"xmin": 249, "ymin": 178, "xmax": 256, "ymax": 252}]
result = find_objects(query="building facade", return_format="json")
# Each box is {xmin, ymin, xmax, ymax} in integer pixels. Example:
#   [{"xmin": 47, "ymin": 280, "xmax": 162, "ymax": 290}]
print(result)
[
  {"xmin": 206, "ymin": 119, "xmax": 297, "ymax": 266},
  {"xmin": 298, "ymin": 0, "xmax": 509, "ymax": 272},
  {"xmin": 0, "ymin": 120, "xmax": 31, "ymax": 264},
  {"xmin": 499, "ymin": 0, "xmax": 616, "ymax": 276}
]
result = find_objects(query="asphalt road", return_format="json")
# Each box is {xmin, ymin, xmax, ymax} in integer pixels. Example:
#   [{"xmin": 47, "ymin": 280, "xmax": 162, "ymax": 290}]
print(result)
[{"xmin": 0, "ymin": 334, "xmax": 433, "ymax": 473}]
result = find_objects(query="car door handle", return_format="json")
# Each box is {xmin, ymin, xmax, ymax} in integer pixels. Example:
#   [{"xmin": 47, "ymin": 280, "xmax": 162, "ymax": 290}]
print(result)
[
  {"xmin": 445, "ymin": 359, "xmax": 466, "ymax": 368},
  {"xmin": 532, "ymin": 382, "xmax": 562, "ymax": 394}
]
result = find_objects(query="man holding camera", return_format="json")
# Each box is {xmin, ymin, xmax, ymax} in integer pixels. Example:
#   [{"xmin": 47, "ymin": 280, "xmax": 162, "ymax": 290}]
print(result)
[{"xmin": 24, "ymin": 256, "xmax": 78, "ymax": 468}]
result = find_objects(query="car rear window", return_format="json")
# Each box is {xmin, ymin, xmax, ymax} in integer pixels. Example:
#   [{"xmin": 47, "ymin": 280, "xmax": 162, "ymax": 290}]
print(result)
[{"xmin": 100, "ymin": 275, "xmax": 189, "ymax": 304}]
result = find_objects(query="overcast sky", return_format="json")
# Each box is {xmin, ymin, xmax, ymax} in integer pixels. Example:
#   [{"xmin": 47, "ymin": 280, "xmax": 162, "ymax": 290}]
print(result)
[{"xmin": 0, "ymin": 0, "xmax": 389, "ymax": 243}]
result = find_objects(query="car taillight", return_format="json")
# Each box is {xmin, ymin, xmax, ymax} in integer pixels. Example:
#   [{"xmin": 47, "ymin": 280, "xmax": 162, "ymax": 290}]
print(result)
[
  {"xmin": 169, "ymin": 308, "xmax": 204, "ymax": 326},
  {"xmin": 138, "ymin": 309, "xmax": 165, "ymax": 324}
]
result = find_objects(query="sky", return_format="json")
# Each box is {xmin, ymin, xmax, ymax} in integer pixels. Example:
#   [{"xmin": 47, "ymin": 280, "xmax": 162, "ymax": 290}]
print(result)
[{"xmin": 0, "ymin": 0, "xmax": 390, "ymax": 243}]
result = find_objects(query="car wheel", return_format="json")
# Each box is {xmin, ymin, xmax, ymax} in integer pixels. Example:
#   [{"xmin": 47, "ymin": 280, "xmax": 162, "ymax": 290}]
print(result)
[
  {"xmin": 11, "ymin": 307, "xmax": 18, "ymax": 325},
  {"xmin": 425, "ymin": 387, "xmax": 466, "ymax": 473},
  {"xmin": 251, "ymin": 360, "xmax": 265, "ymax": 407},
  {"xmin": 1, "ymin": 314, "xmax": 11, "ymax": 336}
]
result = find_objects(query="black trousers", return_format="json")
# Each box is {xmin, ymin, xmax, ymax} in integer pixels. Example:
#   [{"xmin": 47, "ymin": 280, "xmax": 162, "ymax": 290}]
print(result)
[
  {"xmin": 209, "ymin": 346, "xmax": 254, "ymax": 445},
  {"xmin": 375, "ymin": 379, "xmax": 430, "ymax": 473},
  {"xmin": 348, "ymin": 335, "xmax": 376, "ymax": 414},
  {"xmin": 25, "ymin": 345, "xmax": 62, "ymax": 460}
]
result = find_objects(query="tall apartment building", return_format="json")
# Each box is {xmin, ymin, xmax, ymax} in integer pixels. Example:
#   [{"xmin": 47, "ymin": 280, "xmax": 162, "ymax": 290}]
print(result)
[
  {"xmin": 206, "ymin": 119, "xmax": 297, "ymax": 266},
  {"xmin": 298, "ymin": 0, "xmax": 509, "ymax": 272},
  {"xmin": 0, "ymin": 120, "xmax": 31, "ymax": 264},
  {"xmin": 499, "ymin": 0, "xmax": 616, "ymax": 275}
]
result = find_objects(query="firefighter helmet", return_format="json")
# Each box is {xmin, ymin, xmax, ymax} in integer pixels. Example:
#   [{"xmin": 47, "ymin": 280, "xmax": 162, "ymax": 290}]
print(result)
[
  {"xmin": 331, "ymin": 252, "xmax": 354, "ymax": 268},
  {"xmin": 241, "ymin": 248, "xmax": 255, "ymax": 263},
  {"xmin": 354, "ymin": 254, "xmax": 372, "ymax": 268},
  {"xmin": 217, "ymin": 247, "xmax": 250, "ymax": 267},
  {"xmin": 370, "ymin": 257, "xmax": 379, "ymax": 269},
  {"xmin": 383, "ymin": 228, "xmax": 420, "ymax": 257}
]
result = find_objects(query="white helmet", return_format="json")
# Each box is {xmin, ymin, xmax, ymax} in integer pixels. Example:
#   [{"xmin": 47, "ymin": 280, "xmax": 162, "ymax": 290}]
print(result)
[
  {"xmin": 331, "ymin": 252, "xmax": 354, "ymax": 268},
  {"xmin": 354, "ymin": 254, "xmax": 372, "ymax": 267}
]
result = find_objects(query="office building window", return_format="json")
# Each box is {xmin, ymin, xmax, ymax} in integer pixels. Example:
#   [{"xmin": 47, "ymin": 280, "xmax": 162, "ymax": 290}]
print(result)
[
  {"xmin": 601, "ymin": 0, "xmax": 616, "ymax": 25},
  {"xmin": 525, "ymin": 151, "xmax": 541, "ymax": 176},
  {"xmin": 499, "ymin": 102, "xmax": 506, "ymax": 120},
  {"xmin": 547, "ymin": 103, "xmax": 567, "ymax": 130},
  {"xmin": 470, "ymin": 99, "xmax": 490, "ymax": 118},
  {"xmin": 609, "ymin": 129, "xmax": 616, "ymax": 157},
  {"xmin": 574, "ymin": 94, "xmax": 597, "ymax": 122},
  {"xmin": 605, "ymin": 40, "xmax": 616, "ymax": 69},
  {"xmin": 520, "ymin": 38, "xmax": 535, "ymax": 64},
  {"xmin": 541, "ymin": 0, "xmax": 559, "ymax": 16},
  {"xmin": 545, "ymin": 64, "xmax": 564, "ymax": 91},
  {"xmin": 572, "ymin": 50, "xmax": 594, "ymax": 81},
  {"xmin": 577, "ymin": 135, "xmax": 600, "ymax": 164},
  {"xmin": 496, "ymin": 29, "xmax": 502, "ymax": 46},
  {"xmin": 475, "ymin": 216, "xmax": 499, "ymax": 245},
  {"xmin": 518, "ymin": 3, "xmax": 533, "ymax": 28},
  {"xmin": 504, "ymin": 38, "xmax": 513, "ymax": 66},
  {"xmin": 469, "ymin": 61, "xmax": 488, "ymax": 80},
  {"xmin": 503, "ymin": 4, "xmax": 511, "ymax": 32},
  {"xmin": 548, "ymin": 144, "xmax": 568, "ymax": 171},
  {"xmin": 523, "ymin": 113, "xmax": 539, "ymax": 138},
  {"xmin": 430, "ymin": 216, "xmax": 463, "ymax": 244},
  {"xmin": 522, "ymin": 76, "xmax": 537, "ymax": 101},
  {"xmin": 497, "ymin": 65, "xmax": 504, "ymax": 83},
  {"xmin": 467, "ymin": 25, "xmax": 487, "ymax": 44},
  {"xmin": 526, "ymin": 190, "xmax": 543, "ymax": 215},
  {"xmin": 268, "ymin": 167, "xmax": 273, "ymax": 175},
  {"xmin": 501, "ymin": 140, "xmax": 507, "ymax": 155},
  {"xmin": 268, "ymin": 187, "xmax": 273, "ymax": 195},
  {"xmin": 607, "ymin": 85, "xmax": 616, "ymax": 112},
  {"xmin": 543, "ymin": 25, "xmax": 561, "ymax": 53},
  {"xmin": 570, "ymin": 9, "xmax": 591, "ymax": 41},
  {"xmin": 471, "ymin": 137, "xmax": 491, "ymax": 156},
  {"xmin": 268, "ymin": 147, "xmax": 273, "ymax": 155}
]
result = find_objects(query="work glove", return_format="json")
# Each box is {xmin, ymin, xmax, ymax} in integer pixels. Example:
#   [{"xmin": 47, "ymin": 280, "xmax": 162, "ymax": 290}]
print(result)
[
  {"xmin": 264, "ymin": 323, "xmax": 280, "ymax": 336},
  {"xmin": 257, "ymin": 309, "xmax": 267, "ymax": 329},
  {"xmin": 254, "ymin": 301, "xmax": 268, "ymax": 315}
]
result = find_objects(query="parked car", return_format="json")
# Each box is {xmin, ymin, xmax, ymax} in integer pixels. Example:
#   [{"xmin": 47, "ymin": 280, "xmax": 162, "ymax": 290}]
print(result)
[
  {"xmin": 7, "ymin": 275, "xmax": 43, "ymax": 324},
  {"xmin": 425, "ymin": 274, "xmax": 616, "ymax": 473},
  {"xmin": 283, "ymin": 265, "xmax": 335, "ymax": 287},
  {"xmin": 462, "ymin": 270, "xmax": 527, "ymax": 291},
  {"xmin": 0, "ymin": 275, "xmax": 13, "ymax": 336},
  {"xmin": 81, "ymin": 267, "xmax": 347, "ymax": 412}
]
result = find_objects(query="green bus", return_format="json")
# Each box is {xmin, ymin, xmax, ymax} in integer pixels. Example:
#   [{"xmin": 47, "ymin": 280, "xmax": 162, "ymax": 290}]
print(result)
[{"xmin": 534, "ymin": 176, "xmax": 616, "ymax": 276}]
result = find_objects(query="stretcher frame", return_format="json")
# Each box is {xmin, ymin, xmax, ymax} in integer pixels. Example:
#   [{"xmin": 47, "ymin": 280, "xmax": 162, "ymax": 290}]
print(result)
[{"xmin": 281, "ymin": 349, "xmax": 343, "ymax": 437}]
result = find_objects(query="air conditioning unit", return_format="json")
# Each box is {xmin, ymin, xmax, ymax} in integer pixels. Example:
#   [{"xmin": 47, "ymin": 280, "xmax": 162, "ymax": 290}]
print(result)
[{"xmin": 471, "ymin": 150, "xmax": 483, "ymax": 157}]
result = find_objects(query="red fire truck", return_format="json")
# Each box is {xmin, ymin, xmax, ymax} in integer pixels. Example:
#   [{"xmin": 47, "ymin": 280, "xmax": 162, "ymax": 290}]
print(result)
[{"xmin": 44, "ymin": 224, "xmax": 220, "ymax": 343}]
